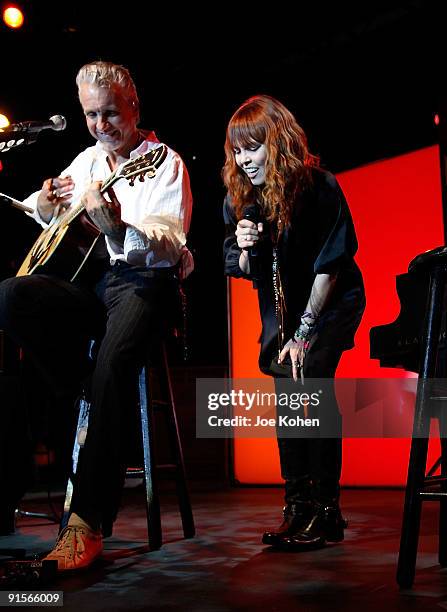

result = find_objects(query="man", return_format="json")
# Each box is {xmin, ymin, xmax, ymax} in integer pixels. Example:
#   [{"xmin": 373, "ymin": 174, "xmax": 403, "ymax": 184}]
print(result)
[{"xmin": 0, "ymin": 61, "xmax": 193, "ymax": 570}]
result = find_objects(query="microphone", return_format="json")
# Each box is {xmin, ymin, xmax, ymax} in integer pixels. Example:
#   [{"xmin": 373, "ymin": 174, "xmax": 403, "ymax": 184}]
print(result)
[
  {"xmin": 243, "ymin": 204, "xmax": 262, "ymax": 281},
  {"xmin": 6, "ymin": 115, "xmax": 67, "ymax": 134}
]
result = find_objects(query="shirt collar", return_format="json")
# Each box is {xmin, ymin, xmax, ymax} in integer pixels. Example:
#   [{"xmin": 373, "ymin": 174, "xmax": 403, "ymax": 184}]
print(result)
[{"xmin": 94, "ymin": 130, "xmax": 160, "ymax": 159}]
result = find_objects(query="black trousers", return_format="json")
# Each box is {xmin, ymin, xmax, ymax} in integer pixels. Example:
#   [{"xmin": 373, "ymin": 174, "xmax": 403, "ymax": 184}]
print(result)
[
  {"xmin": 0, "ymin": 263, "xmax": 179, "ymax": 529},
  {"xmin": 275, "ymin": 342, "xmax": 344, "ymax": 506}
]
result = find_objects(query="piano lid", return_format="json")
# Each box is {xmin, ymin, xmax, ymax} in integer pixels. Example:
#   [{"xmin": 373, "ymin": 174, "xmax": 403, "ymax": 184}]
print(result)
[
  {"xmin": 370, "ymin": 245, "xmax": 447, "ymax": 373},
  {"xmin": 409, "ymin": 245, "xmax": 447, "ymax": 273}
]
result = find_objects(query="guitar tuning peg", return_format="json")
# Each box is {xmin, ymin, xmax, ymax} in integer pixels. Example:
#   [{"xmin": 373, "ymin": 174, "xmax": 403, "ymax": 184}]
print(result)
[
  {"xmin": 139, "ymin": 173, "xmax": 146, "ymax": 182},
  {"xmin": 129, "ymin": 178, "xmax": 135, "ymax": 186}
]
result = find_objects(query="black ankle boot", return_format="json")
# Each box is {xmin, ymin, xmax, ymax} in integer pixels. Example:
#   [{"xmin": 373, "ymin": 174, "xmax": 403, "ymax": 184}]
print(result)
[
  {"xmin": 279, "ymin": 502, "xmax": 347, "ymax": 549},
  {"xmin": 262, "ymin": 501, "xmax": 313, "ymax": 546}
]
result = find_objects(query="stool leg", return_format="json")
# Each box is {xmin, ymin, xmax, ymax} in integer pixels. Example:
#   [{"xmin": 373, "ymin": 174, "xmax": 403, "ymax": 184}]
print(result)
[
  {"xmin": 60, "ymin": 396, "xmax": 90, "ymax": 532},
  {"xmin": 139, "ymin": 366, "xmax": 162, "ymax": 550},
  {"xmin": 161, "ymin": 345, "xmax": 195, "ymax": 539},
  {"xmin": 439, "ymin": 429, "xmax": 447, "ymax": 566},
  {"xmin": 397, "ymin": 435, "xmax": 429, "ymax": 588},
  {"xmin": 397, "ymin": 267, "xmax": 445, "ymax": 588}
]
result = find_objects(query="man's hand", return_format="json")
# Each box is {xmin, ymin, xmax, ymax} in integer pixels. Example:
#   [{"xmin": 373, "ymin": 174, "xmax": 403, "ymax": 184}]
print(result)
[
  {"xmin": 82, "ymin": 182, "xmax": 126, "ymax": 243},
  {"xmin": 37, "ymin": 175, "xmax": 74, "ymax": 223}
]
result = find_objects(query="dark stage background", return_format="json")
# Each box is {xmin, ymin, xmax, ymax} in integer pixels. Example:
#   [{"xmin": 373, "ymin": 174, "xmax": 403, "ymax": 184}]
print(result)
[
  {"xmin": 0, "ymin": 0, "xmax": 444, "ymax": 368},
  {"xmin": 2, "ymin": 10, "xmax": 447, "ymax": 604}
]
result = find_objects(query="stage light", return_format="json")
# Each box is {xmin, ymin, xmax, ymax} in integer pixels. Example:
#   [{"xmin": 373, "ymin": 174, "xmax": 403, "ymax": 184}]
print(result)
[
  {"xmin": 0, "ymin": 114, "xmax": 10, "ymax": 130},
  {"xmin": 434, "ymin": 113, "xmax": 440, "ymax": 126},
  {"xmin": 3, "ymin": 5, "xmax": 24, "ymax": 29}
]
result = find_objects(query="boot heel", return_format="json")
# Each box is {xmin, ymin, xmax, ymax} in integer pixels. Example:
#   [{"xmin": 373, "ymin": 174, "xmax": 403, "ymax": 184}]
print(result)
[
  {"xmin": 325, "ymin": 518, "xmax": 347, "ymax": 542},
  {"xmin": 325, "ymin": 525, "xmax": 345, "ymax": 542},
  {"xmin": 325, "ymin": 512, "xmax": 348, "ymax": 542}
]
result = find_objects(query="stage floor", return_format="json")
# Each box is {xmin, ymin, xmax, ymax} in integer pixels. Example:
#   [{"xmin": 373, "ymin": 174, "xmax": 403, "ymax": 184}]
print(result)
[{"xmin": 1, "ymin": 487, "xmax": 446, "ymax": 611}]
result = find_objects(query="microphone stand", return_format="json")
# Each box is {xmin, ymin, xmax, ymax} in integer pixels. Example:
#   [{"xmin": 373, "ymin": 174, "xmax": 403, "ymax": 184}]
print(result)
[{"xmin": 0, "ymin": 193, "xmax": 33, "ymax": 213}]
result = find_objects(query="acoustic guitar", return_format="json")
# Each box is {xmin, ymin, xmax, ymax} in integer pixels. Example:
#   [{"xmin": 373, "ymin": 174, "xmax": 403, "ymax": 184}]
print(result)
[{"xmin": 16, "ymin": 144, "xmax": 168, "ymax": 282}]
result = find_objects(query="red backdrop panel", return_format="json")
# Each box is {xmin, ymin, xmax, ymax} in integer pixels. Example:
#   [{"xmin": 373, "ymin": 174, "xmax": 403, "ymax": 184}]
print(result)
[{"xmin": 229, "ymin": 145, "xmax": 444, "ymax": 486}]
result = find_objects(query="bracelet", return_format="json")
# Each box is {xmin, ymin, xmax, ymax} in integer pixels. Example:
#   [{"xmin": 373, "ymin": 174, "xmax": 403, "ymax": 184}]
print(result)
[
  {"xmin": 299, "ymin": 310, "xmax": 319, "ymax": 329},
  {"xmin": 293, "ymin": 328, "xmax": 311, "ymax": 347},
  {"xmin": 293, "ymin": 310, "xmax": 318, "ymax": 343},
  {"xmin": 301, "ymin": 311, "xmax": 318, "ymax": 323},
  {"xmin": 294, "ymin": 325, "xmax": 312, "ymax": 340},
  {"xmin": 300, "ymin": 319, "xmax": 314, "ymax": 329}
]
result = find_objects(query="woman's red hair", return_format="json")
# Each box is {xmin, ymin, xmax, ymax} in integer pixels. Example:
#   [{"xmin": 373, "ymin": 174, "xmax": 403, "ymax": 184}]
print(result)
[{"xmin": 222, "ymin": 95, "xmax": 319, "ymax": 227}]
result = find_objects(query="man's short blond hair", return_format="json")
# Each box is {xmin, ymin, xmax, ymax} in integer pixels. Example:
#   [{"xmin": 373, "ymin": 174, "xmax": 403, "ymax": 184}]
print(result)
[{"xmin": 76, "ymin": 60, "xmax": 139, "ymax": 112}]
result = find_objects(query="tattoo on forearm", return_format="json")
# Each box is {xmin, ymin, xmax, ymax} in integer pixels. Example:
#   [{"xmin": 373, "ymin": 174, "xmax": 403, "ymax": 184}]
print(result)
[
  {"xmin": 90, "ymin": 208, "xmax": 126, "ymax": 243},
  {"xmin": 308, "ymin": 274, "xmax": 337, "ymax": 317}
]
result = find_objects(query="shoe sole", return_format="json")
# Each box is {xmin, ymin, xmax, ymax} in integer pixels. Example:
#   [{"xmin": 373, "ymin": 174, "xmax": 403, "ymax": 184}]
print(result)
[
  {"xmin": 278, "ymin": 538, "xmax": 327, "ymax": 551},
  {"xmin": 326, "ymin": 533, "xmax": 344, "ymax": 542},
  {"xmin": 277, "ymin": 528, "xmax": 345, "ymax": 549},
  {"xmin": 262, "ymin": 535, "xmax": 282, "ymax": 546},
  {"xmin": 57, "ymin": 556, "xmax": 103, "ymax": 573},
  {"xmin": 263, "ymin": 518, "xmax": 347, "ymax": 547}
]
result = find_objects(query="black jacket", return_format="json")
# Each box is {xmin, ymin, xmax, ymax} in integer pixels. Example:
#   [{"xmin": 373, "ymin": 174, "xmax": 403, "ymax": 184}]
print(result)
[{"xmin": 223, "ymin": 168, "xmax": 366, "ymax": 374}]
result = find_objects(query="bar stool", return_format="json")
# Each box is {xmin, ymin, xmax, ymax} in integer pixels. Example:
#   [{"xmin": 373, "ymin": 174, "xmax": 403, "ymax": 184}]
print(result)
[
  {"xmin": 61, "ymin": 338, "xmax": 195, "ymax": 551},
  {"xmin": 396, "ymin": 247, "xmax": 447, "ymax": 588}
]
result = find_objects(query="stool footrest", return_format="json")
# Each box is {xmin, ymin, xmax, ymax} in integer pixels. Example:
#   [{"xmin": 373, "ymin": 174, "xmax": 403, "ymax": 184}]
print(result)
[
  {"xmin": 155, "ymin": 463, "xmax": 177, "ymax": 471},
  {"xmin": 151, "ymin": 400, "xmax": 169, "ymax": 409},
  {"xmin": 424, "ymin": 475, "xmax": 447, "ymax": 485},
  {"xmin": 126, "ymin": 464, "xmax": 178, "ymax": 478},
  {"xmin": 419, "ymin": 491, "xmax": 447, "ymax": 499},
  {"xmin": 126, "ymin": 469, "xmax": 145, "ymax": 478}
]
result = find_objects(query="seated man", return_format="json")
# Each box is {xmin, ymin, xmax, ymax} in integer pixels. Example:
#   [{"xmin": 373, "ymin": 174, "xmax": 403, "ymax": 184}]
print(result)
[{"xmin": 0, "ymin": 60, "xmax": 193, "ymax": 571}]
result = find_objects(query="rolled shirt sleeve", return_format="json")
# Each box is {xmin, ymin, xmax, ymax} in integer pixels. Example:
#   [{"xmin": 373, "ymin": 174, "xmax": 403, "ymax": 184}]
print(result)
[
  {"xmin": 22, "ymin": 149, "xmax": 99, "ymax": 228},
  {"xmin": 123, "ymin": 148, "xmax": 193, "ymax": 276},
  {"xmin": 19, "ymin": 139, "xmax": 194, "ymax": 277}
]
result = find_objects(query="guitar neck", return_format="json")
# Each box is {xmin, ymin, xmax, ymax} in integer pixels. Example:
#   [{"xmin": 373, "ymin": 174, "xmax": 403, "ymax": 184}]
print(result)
[
  {"xmin": 17, "ymin": 145, "xmax": 167, "ymax": 281},
  {"xmin": 58, "ymin": 145, "xmax": 166, "ymax": 223},
  {"xmin": 60, "ymin": 165, "xmax": 121, "ymax": 223},
  {"xmin": 60, "ymin": 198, "xmax": 86, "ymax": 225}
]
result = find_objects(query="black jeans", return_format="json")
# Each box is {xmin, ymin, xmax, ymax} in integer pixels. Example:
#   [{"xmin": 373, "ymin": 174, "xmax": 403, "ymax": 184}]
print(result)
[
  {"xmin": 275, "ymin": 343, "xmax": 344, "ymax": 505},
  {"xmin": 0, "ymin": 263, "xmax": 179, "ymax": 529}
]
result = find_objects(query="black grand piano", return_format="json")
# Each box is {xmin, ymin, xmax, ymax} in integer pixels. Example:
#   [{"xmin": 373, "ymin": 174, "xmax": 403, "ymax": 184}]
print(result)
[
  {"xmin": 370, "ymin": 245, "xmax": 447, "ymax": 589},
  {"xmin": 370, "ymin": 245, "xmax": 447, "ymax": 374}
]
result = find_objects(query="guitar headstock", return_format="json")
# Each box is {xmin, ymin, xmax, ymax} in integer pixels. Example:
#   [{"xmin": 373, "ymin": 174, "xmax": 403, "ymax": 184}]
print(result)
[{"xmin": 102, "ymin": 144, "xmax": 168, "ymax": 191}]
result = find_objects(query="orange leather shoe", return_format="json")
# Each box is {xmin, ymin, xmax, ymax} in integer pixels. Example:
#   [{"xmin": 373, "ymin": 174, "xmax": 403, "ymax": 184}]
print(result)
[{"xmin": 43, "ymin": 525, "xmax": 103, "ymax": 571}]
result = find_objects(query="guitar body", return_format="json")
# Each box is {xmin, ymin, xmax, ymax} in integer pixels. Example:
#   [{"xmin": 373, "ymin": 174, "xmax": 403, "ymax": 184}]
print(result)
[
  {"xmin": 16, "ymin": 144, "xmax": 168, "ymax": 282},
  {"xmin": 17, "ymin": 208, "xmax": 101, "ymax": 282}
]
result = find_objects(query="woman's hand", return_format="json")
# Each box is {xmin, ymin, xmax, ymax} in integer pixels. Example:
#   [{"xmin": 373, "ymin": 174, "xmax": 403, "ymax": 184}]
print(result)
[
  {"xmin": 279, "ymin": 337, "xmax": 307, "ymax": 383},
  {"xmin": 235, "ymin": 218, "xmax": 263, "ymax": 250}
]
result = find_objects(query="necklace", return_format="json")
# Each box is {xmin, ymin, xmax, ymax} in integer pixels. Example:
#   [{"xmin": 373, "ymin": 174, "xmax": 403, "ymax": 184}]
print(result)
[{"xmin": 272, "ymin": 218, "xmax": 286, "ymax": 360}]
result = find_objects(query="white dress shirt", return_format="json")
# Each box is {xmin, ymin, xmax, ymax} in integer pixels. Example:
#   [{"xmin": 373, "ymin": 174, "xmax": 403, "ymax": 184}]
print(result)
[{"xmin": 24, "ymin": 131, "xmax": 194, "ymax": 278}]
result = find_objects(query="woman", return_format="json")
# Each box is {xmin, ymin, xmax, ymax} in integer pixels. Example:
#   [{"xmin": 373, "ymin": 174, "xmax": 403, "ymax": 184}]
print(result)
[{"xmin": 222, "ymin": 95, "xmax": 365, "ymax": 550}]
